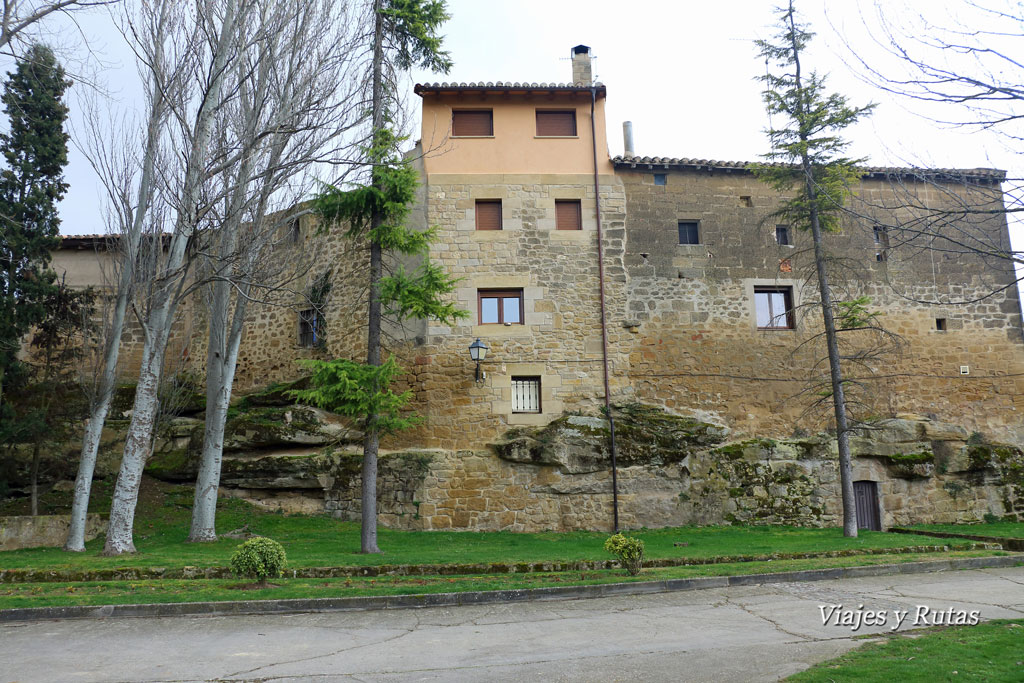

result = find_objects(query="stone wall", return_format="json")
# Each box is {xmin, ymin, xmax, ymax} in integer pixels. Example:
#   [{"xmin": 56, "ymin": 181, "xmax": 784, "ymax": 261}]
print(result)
[
  {"xmin": 182, "ymin": 404, "xmax": 1022, "ymax": 532},
  {"xmin": 0, "ymin": 514, "xmax": 105, "ymax": 550},
  {"xmin": 388, "ymin": 171, "xmax": 634, "ymax": 451},
  {"xmin": 617, "ymin": 166, "xmax": 1024, "ymax": 443}
]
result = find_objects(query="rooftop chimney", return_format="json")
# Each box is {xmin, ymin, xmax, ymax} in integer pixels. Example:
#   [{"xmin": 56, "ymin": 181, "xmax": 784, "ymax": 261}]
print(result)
[
  {"xmin": 571, "ymin": 44, "xmax": 592, "ymax": 85},
  {"xmin": 623, "ymin": 121, "xmax": 635, "ymax": 157}
]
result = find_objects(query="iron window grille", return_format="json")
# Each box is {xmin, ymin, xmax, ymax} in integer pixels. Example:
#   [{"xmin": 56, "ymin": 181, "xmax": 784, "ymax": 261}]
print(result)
[
  {"xmin": 298, "ymin": 308, "xmax": 325, "ymax": 347},
  {"xmin": 511, "ymin": 376, "xmax": 541, "ymax": 413}
]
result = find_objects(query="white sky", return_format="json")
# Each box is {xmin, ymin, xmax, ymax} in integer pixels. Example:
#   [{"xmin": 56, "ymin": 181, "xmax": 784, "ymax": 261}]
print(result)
[{"xmin": 8, "ymin": 0, "xmax": 1017, "ymax": 238}]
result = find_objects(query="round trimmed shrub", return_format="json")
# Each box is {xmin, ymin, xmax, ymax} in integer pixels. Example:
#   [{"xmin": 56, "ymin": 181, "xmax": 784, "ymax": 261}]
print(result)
[
  {"xmin": 229, "ymin": 536, "xmax": 287, "ymax": 585},
  {"xmin": 604, "ymin": 533, "xmax": 645, "ymax": 576}
]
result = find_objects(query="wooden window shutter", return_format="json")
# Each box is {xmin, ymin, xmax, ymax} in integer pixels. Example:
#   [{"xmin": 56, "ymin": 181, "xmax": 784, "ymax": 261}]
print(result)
[
  {"xmin": 555, "ymin": 200, "xmax": 582, "ymax": 230},
  {"xmin": 452, "ymin": 110, "xmax": 493, "ymax": 136},
  {"xmin": 475, "ymin": 200, "xmax": 502, "ymax": 230},
  {"xmin": 536, "ymin": 110, "xmax": 576, "ymax": 136}
]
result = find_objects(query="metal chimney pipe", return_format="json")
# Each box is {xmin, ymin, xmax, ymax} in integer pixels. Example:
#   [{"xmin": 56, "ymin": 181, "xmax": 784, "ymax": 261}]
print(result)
[{"xmin": 623, "ymin": 121, "xmax": 634, "ymax": 157}]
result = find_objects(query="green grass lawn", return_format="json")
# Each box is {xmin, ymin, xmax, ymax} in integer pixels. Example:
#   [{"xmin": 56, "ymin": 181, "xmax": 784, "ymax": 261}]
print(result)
[
  {"xmin": 0, "ymin": 478, "xmax": 975, "ymax": 573},
  {"xmin": 0, "ymin": 550, "xmax": 1006, "ymax": 610},
  {"xmin": 788, "ymin": 619, "xmax": 1024, "ymax": 682},
  {"xmin": 903, "ymin": 521, "xmax": 1024, "ymax": 540}
]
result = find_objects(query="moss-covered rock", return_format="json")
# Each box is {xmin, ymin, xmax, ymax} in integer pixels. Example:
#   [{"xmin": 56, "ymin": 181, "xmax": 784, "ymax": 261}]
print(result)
[
  {"xmin": 237, "ymin": 377, "xmax": 312, "ymax": 409},
  {"xmin": 492, "ymin": 404, "xmax": 727, "ymax": 474},
  {"xmin": 222, "ymin": 405, "xmax": 356, "ymax": 451}
]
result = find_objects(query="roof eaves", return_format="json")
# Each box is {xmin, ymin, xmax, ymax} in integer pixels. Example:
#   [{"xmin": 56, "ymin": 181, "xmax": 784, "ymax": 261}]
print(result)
[
  {"xmin": 414, "ymin": 81, "xmax": 606, "ymax": 98},
  {"xmin": 612, "ymin": 155, "xmax": 1006, "ymax": 182}
]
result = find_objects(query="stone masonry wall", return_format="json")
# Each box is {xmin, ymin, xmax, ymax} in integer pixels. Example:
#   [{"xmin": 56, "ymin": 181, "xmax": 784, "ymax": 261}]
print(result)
[{"xmin": 618, "ymin": 167, "xmax": 1024, "ymax": 443}]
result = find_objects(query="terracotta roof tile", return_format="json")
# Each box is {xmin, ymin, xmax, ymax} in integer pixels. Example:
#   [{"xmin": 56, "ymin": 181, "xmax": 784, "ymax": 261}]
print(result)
[{"xmin": 612, "ymin": 155, "xmax": 1005, "ymax": 181}]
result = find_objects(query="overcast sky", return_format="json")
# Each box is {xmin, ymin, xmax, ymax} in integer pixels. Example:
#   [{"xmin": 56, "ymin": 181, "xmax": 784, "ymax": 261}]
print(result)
[{"xmin": 13, "ymin": 0, "xmax": 1017, "ymax": 238}]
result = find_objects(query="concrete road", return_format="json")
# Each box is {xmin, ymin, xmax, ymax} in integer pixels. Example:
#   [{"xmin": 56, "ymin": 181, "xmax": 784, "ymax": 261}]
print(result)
[{"xmin": 3, "ymin": 567, "xmax": 1023, "ymax": 683}]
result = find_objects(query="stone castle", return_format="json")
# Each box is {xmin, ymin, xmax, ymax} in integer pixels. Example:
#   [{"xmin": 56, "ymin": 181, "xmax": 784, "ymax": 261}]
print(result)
[{"xmin": 50, "ymin": 46, "xmax": 1024, "ymax": 532}]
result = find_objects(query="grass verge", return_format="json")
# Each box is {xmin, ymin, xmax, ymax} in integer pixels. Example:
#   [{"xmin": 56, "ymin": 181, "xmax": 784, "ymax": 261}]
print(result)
[
  {"xmin": 787, "ymin": 619, "xmax": 1024, "ymax": 682},
  {"xmin": 0, "ymin": 478, "xmax": 988, "ymax": 573},
  {"xmin": 0, "ymin": 550, "xmax": 1010, "ymax": 610}
]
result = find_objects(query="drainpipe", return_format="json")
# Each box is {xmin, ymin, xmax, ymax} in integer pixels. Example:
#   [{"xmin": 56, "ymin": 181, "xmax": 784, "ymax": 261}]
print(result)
[{"xmin": 591, "ymin": 86, "xmax": 620, "ymax": 533}]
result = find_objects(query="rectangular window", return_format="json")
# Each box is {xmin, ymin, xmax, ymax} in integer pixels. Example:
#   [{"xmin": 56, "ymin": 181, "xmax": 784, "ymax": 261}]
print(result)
[
  {"xmin": 511, "ymin": 376, "xmax": 541, "ymax": 413},
  {"xmin": 298, "ymin": 309, "xmax": 325, "ymax": 347},
  {"xmin": 536, "ymin": 110, "xmax": 576, "ymax": 136},
  {"xmin": 936, "ymin": 318, "xmax": 947, "ymax": 331},
  {"xmin": 452, "ymin": 109, "xmax": 493, "ymax": 136},
  {"xmin": 478, "ymin": 289, "xmax": 523, "ymax": 325},
  {"xmin": 754, "ymin": 287, "xmax": 795, "ymax": 330},
  {"xmin": 475, "ymin": 199, "xmax": 502, "ymax": 230},
  {"xmin": 555, "ymin": 199, "xmax": 582, "ymax": 230},
  {"xmin": 653, "ymin": 173, "xmax": 667, "ymax": 186},
  {"xmin": 873, "ymin": 225, "xmax": 890, "ymax": 262},
  {"xmin": 678, "ymin": 220, "xmax": 700, "ymax": 245},
  {"xmin": 775, "ymin": 225, "xmax": 790, "ymax": 246}
]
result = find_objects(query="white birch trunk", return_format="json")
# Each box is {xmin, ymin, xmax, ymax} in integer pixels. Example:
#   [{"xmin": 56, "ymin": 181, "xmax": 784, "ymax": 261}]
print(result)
[{"xmin": 103, "ymin": 0, "xmax": 240, "ymax": 555}]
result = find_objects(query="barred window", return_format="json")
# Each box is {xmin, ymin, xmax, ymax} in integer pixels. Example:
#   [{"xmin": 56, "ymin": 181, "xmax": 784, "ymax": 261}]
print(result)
[
  {"xmin": 298, "ymin": 309, "xmax": 325, "ymax": 347},
  {"xmin": 511, "ymin": 377, "xmax": 541, "ymax": 413}
]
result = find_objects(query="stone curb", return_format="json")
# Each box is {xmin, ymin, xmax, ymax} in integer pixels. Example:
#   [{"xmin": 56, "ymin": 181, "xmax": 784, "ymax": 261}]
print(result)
[
  {"xmin": 1, "ymin": 553, "xmax": 1021, "ymax": 623},
  {"xmin": 0, "ymin": 542, "xmax": 997, "ymax": 584},
  {"xmin": 890, "ymin": 527, "xmax": 1024, "ymax": 552}
]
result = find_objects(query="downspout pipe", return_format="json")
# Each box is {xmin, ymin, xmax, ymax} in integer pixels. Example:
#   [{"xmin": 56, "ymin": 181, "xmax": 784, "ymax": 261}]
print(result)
[{"xmin": 591, "ymin": 86, "xmax": 620, "ymax": 533}]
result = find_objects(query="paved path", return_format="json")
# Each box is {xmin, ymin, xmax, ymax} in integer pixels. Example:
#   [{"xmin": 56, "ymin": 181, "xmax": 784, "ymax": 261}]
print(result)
[{"xmin": 3, "ymin": 567, "xmax": 1023, "ymax": 682}]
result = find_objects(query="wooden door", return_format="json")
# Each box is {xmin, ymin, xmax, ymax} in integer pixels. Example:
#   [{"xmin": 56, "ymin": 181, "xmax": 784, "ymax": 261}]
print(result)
[{"xmin": 854, "ymin": 480, "xmax": 881, "ymax": 531}]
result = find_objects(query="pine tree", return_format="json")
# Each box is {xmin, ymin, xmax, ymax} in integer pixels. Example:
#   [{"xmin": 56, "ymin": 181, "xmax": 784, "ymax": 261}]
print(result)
[
  {"xmin": 0, "ymin": 44, "xmax": 70, "ymax": 419},
  {"xmin": 750, "ymin": 1, "xmax": 875, "ymax": 537},
  {"xmin": 305, "ymin": 0, "xmax": 457, "ymax": 554}
]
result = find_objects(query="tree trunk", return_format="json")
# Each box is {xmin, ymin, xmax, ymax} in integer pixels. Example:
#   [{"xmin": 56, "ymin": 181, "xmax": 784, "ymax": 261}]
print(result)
[
  {"xmin": 788, "ymin": 14, "xmax": 858, "ymax": 538},
  {"xmin": 808, "ymin": 207, "xmax": 859, "ymax": 538},
  {"xmin": 30, "ymin": 442, "xmax": 40, "ymax": 516},
  {"xmin": 189, "ymin": 279, "xmax": 247, "ymax": 542},
  {"xmin": 102, "ymin": 329, "xmax": 168, "ymax": 555},
  {"xmin": 64, "ymin": 407, "xmax": 107, "ymax": 550},
  {"xmin": 189, "ymin": 300, "xmax": 227, "ymax": 542},
  {"xmin": 359, "ymin": 0, "xmax": 385, "ymax": 556}
]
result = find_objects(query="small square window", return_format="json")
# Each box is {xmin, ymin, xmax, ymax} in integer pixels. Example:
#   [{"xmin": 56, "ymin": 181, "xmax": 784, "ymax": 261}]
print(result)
[
  {"xmin": 475, "ymin": 199, "xmax": 502, "ymax": 230},
  {"xmin": 452, "ymin": 110, "xmax": 493, "ymax": 136},
  {"xmin": 511, "ymin": 376, "xmax": 541, "ymax": 413},
  {"xmin": 653, "ymin": 173, "xmax": 667, "ymax": 186},
  {"xmin": 555, "ymin": 199, "xmax": 582, "ymax": 230},
  {"xmin": 776, "ymin": 225, "xmax": 790, "ymax": 246},
  {"xmin": 478, "ymin": 289, "xmax": 523, "ymax": 325},
  {"xmin": 754, "ymin": 287, "xmax": 795, "ymax": 330},
  {"xmin": 678, "ymin": 221, "xmax": 700, "ymax": 245},
  {"xmin": 936, "ymin": 318, "xmax": 947, "ymax": 331},
  {"xmin": 536, "ymin": 110, "xmax": 576, "ymax": 136},
  {"xmin": 298, "ymin": 309, "xmax": 325, "ymax": 347}
]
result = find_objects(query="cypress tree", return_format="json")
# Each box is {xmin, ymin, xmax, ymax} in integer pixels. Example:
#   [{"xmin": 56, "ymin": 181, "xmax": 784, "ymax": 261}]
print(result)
[{"xmin": 0, "ymin": 44, "xmax": 71, "ymax": 411}]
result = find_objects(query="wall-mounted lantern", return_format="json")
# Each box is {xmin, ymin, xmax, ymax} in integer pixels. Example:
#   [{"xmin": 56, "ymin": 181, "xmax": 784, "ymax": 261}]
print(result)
[{"xmin": 469, "ymin": 338, "xmax": 489, "ymax": 383}]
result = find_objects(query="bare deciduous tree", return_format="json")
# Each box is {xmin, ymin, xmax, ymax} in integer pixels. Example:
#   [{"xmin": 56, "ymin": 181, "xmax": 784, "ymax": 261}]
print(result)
[
  {"xmin": 187, "ymin": 0, "xmax": 363, "ymax": 542},
  {"xmin": 102, "ymin": 0, "xmax": 244, "ymax": 555}
]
